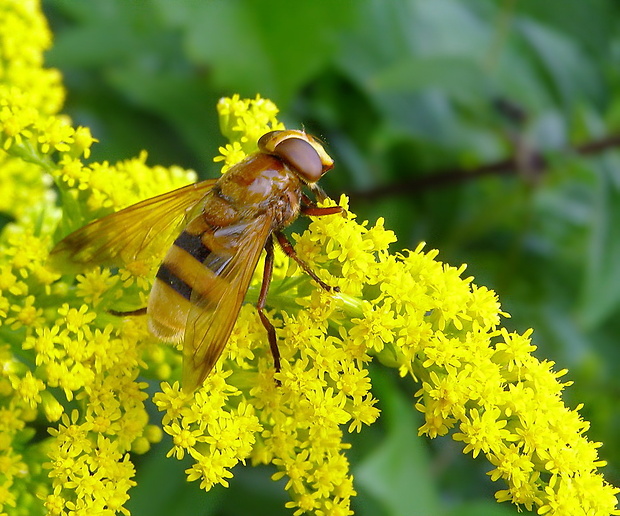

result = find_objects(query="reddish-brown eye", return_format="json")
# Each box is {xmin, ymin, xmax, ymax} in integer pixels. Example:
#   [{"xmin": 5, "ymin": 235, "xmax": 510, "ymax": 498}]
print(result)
[{"xmin": 274, "ymin": 137, "xmax": 323, "ymax": 183}]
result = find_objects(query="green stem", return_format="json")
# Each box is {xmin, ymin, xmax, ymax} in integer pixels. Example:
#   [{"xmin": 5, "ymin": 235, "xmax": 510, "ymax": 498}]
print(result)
[{"xmin": 6, "ymin": 140, "xmax": 55, "ymax": 173}]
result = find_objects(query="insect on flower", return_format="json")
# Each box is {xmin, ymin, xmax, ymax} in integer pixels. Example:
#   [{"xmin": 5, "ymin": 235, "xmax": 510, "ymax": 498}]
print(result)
[{"xmin": 50, "ymin": 130, "xmax": 343, "ymax": 392}]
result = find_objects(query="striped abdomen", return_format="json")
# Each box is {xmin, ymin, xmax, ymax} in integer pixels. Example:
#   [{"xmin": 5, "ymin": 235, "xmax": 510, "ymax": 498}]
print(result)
[{"xmin": 147, "ymin": 214, "xmax": 240, "ymax": 342}]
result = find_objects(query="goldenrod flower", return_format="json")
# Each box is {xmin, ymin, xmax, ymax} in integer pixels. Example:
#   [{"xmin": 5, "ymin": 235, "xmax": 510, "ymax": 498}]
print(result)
[{"xmin": 0, "ymin": 1, "xmax": 618, "ymax": 515}]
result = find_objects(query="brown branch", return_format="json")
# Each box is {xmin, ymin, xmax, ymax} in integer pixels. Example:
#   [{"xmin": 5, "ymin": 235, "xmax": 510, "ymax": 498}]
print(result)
[
  {"xmin": 348, "ymin": 134, "xmax": 620, "ymax": 201},
  {"xmin": 575, "ymin": 135, "xmax": 620, "ymax": 155}
]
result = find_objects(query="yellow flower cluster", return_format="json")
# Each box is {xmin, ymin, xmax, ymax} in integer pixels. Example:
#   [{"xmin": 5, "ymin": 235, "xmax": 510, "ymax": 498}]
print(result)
[
  {"xmin": 0, "ymin": 1, "xmax": 617, "ymax": 515},
  {"xmin": 214, "ymin": 94, "xmax": 285, "ymax": 171},
  {"xmin": 152, "ymin": 99, "xmax": 618, "ymax": 515},
  {"xmin": 150, "ymin": 96, "xmax": 375, "ymax": 515},
  {"xmin": 0, "ymin": 1, "xmax": 191, "ymax": 514},
  {"xmin": 0, "ymin": 163, "xmax": 192, "ymax": 516},
  {"xmin": 0, "ymin": 0, "xmax": 62, "ymax": 221}
]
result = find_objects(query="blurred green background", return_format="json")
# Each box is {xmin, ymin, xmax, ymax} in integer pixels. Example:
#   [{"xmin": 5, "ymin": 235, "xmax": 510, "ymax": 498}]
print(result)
[{"xmin": 41, "ymin": 0, "xmax": 620, "ymax": 514}]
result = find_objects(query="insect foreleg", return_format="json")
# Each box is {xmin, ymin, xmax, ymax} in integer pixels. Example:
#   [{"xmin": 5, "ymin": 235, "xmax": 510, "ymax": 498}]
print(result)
[
  {"xmin": 301, "ymin": 205, "xmax": 343, "ymax": 217},
  {"xmin": 300, "ymin": 193, "xmax": 344, "ymax": 217}
]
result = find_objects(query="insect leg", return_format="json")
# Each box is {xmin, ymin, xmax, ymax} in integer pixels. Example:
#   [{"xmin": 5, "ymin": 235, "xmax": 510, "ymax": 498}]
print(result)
[
  {"xmin": 300, "ymin": 193, "xmax": 344, "ymax": 217},
  {"xmin": 257, "ymin": 236, "xmax": 281, "ymax": 378},
  {"xmin": 301, "ymin": 205, "xmax": 343, "ymax": 216},
  {"xmin": 109, "ymin": 307, "xmax": 148, "ymax": 316},
  {"xmin": 274, "ymin": 231, "xmax": 340, "ymax": 293}
]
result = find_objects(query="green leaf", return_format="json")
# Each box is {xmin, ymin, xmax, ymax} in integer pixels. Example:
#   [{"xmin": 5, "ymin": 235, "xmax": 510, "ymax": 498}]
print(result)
[
  {"xmin": 127, "ymin": 440, "xmax": 224, "ymax": 516},
  {"xmin": 580, "ymin": 153, "xmax": 620, "ymax": 329},
  {"xmin": 128, "ymin": 438, "xmax": 289, "ymax": 515},
  {"xmin": 177, "ymin": 0, "xmax": 355, "ymax": 105},
  {"xmin": 354, "ymin": 373, "xmax": 439, "ymax": 516},
  {"xmin": 446, "ymin": 499, "xmax": 529, "ymax": 516},
  {"xmin": 516, "ymin": 0, "xmax": 619, "ymax": 57},
  {"xmin": 516, "ymin": 18, "xmax": 603, "ymax": 107},
  {"xmin": 369, "ymin": 57, "xmax": 492, "ymax": 103}
]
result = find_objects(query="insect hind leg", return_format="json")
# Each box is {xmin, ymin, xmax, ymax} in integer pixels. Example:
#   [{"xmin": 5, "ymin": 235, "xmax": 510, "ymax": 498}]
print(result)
[
  {"xmin": 109, "ymin": 307, "xmax": 148, "ymax": 317},
  {"xmin": 257, "ymin": 236, "xmax": 282, "ymax": 385}
]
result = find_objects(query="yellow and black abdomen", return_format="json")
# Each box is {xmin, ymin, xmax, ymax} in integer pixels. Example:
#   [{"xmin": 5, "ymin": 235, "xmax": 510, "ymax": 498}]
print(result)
[{"xmin": 147, "ymin": 210, "xmax": 238, "ymax": 342}]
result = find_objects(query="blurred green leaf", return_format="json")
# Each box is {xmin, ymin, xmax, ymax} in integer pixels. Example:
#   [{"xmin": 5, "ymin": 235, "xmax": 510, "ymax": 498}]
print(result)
[
  {"xmin": 369, "ymin": 57, "xmax": 492, "ymax": 102},
  {"xmin": 169, "ymin": 0, "xmax": 356, "ymax": 104},
  {"xmin": 129, "ymin": 440, "xmax": 289, "ymax": 516},
  {"xmin": 516, "ymin": 18, "xmax": 603, "ymax": 107},
  {"xmin": 446, "ymin": 500, "xmax": 529, "ymax": 516},
  {"xmin": 354, "ymin": 373, "xmax": 439, "ymax": 516},
  {"xmin": 580, "ymin": 153, "xmax": 620, "ymax": 329},
  {"xmin": 516, "ymin": 0, "xmax": 619, "ymax": 57},
  {"xmin": 127, "ymin": 441, "xmax": 224, "ymax": 516}
]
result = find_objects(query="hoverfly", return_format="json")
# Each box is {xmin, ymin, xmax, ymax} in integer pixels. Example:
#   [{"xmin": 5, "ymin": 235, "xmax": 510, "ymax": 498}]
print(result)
[{"xmin": 50, "ymin": 130, "xmax": 343, "ymax": 392}]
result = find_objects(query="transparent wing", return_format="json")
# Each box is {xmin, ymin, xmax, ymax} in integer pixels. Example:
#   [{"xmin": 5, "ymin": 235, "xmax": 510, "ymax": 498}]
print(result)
[
  {"xmin": 50, "ymin": 179, "xmax": 217, "ymax": 271},
  {"xmin": 182, "ymin": 215, "xmax": 274, "ymax": 392}
]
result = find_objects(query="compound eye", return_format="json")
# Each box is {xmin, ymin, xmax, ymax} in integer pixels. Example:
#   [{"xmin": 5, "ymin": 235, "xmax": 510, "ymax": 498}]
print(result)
[{"xmin": 274, "ymin": 137, "xmax": 323, "ymax": 183}]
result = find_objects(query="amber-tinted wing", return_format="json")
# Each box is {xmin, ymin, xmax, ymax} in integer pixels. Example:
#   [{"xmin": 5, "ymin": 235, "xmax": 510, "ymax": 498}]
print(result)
[
  {"xmin": 50, "ymin": 179, "xmax": 217, "ymax": 271},
  {"xmin": 182, "ymin": 214, "xmax": 274, "ymax": 392}
]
